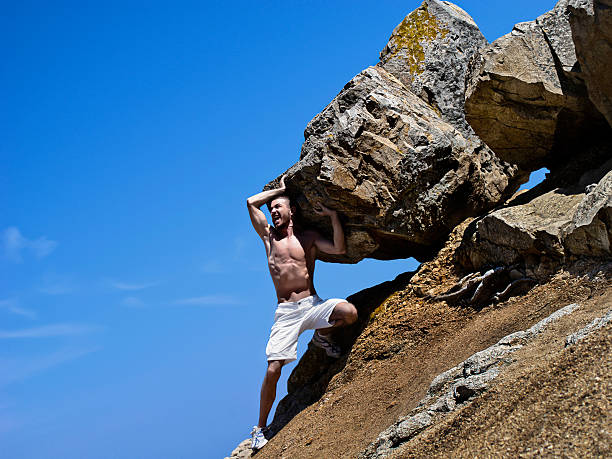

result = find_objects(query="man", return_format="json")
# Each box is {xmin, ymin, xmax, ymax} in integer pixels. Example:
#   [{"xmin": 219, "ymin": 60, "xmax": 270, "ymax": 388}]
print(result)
[{"xmin": 246, "ymin": 175, "xmax": 358, "ymax": 451}]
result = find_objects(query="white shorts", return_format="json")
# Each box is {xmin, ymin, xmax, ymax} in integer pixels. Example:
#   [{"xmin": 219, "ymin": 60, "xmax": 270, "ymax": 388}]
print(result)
[{"xmin": 266, "ymin": 295, "xmax": 346, "ymax": 363}]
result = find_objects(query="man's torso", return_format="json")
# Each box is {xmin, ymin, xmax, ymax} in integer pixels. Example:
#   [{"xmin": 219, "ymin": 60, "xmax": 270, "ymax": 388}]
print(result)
[{"xmin": 265, "ymin": 227, "xmax": 317, "ymax": 303}]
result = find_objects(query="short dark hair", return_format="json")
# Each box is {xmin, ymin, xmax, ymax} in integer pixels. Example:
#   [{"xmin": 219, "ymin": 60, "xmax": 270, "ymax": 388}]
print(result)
[{"xmin": 266, "ymin": 195, "xmax": 292, "ymax": 211}]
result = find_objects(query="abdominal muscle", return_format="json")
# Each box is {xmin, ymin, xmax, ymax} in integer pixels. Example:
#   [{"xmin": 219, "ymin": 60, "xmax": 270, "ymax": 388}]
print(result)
[{"xmin": 268, "ymin": 235, "xmax": 316, "ymax": 303}]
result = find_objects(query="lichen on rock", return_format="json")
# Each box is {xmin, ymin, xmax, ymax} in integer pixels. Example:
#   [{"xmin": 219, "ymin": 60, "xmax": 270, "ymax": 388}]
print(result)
[
  {"xmin": 380, "ymin": 5, "xmax": 448, "ymax": 77},
  {"xmin": 379, "ymin": 0, "xmax": 487, "ymax": 136}
]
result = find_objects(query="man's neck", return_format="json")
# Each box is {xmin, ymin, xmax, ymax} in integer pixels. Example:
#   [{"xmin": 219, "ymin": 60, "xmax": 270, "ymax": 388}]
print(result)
[{"xmin": 274, "ymin": 221, "xmax": 295, "ymax": 238}]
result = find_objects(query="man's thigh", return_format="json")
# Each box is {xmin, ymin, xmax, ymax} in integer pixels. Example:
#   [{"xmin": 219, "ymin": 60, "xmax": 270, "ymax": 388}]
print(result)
[{"xmin": 303, "ymin": 297, "xmax": 345, "ymax": 330}]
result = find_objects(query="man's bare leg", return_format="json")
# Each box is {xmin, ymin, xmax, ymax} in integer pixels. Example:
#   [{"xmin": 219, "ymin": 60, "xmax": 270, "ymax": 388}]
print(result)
[
  {"xmin": 258, "ymin": 360, "xmax": 284, "ymax": 428},
  {"xmin": 317, "ymin": 301, "xmax": 357, "ymax": 335}
]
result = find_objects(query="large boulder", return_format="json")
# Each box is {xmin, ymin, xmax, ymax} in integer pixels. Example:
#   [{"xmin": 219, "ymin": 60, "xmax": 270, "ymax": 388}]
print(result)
[
  {"xmin": 458, "ymin": 188, "xmax": 583, "ymax": 276},
  {"xmin": 266, "ymin": 1, "xmax": 523, "ymax": 263},
  {"xmin": 568, "ymin": 0, "xmax": 612, "ymax": 128},
  {"xmin": 272, "ymin": 65, "xmax": 520, "ymax": 263},
  {"xmin": 465, "ymin": 0, "xmax": 610, "ymax": 171},
  {"xmin": 458, "ymin": 161, "xmax": 612, "ymax": 276},
  {"xmin": 563, "ymin": 167, "xmax": 612, "ymax": 257},
  {"xmin": 378, "ymin": 0, "xmax": 488, "ymax": 137}
]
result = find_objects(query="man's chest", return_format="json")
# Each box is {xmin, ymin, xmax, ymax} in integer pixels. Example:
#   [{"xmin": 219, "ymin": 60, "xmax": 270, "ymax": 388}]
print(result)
[{"xmin": 270, "ymin": 235, "xmax": 312, "ymax": 262}]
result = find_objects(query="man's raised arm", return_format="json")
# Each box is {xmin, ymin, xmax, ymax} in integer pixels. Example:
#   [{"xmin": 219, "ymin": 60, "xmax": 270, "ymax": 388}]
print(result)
[
  {"xmin": 313, "ymin": 203, "xmax": 346, "ymax": 255},
  {"xmin": 246, "ymin": 176, "xmax": 286, "ymax": 239}
]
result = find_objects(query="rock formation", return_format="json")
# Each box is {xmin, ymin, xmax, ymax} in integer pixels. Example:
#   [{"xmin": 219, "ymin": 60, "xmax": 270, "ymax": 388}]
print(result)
[
  {"xmin": 266, "ymin": 1, "xmax": 523, "ymax": 263},
  {"xmin": 459, "ymin": 0, "xmax": 612, "ymax": 278},
  {"xmin": 465, "ymin": 0, "xmax": 611, "ymax": 171},
  {"xmin": 228, "ymin": 0, "xmax": 612, "ymax": 456},
  {"xmin": 378, "ymin": 0, "xmax": 487, "ymax": 136},
  {"xmin": 568, "ymin": 0, "xmax": 612, "ymax": 127},
  {"xmin": 274, "ymin": 65, "xmax": 520, "ymax": 263}
]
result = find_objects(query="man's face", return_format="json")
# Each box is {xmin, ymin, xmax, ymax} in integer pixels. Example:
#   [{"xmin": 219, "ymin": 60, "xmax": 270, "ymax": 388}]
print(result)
[{"xmin": 269, "ymin": 197, "xmax": 292, "ymax": 228}]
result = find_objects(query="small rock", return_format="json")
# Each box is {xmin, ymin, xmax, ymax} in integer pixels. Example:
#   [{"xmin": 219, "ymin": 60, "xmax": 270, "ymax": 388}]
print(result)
[{"xmin": 395, "ymin": 412, "xmax": 432, "ymax": 441}]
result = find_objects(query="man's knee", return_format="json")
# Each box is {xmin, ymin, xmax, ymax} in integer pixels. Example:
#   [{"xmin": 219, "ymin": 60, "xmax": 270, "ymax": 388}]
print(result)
[
  {"xmin": 334, "ymin": 302, "xmax": 357, "ymax": 325},
  {"xmin": 266, "ymin": 360, "xmax": 283, "ymax": 381},
  {"xmin": 345, "ymin": 302, "xmax": 358, "ymax": 325}
]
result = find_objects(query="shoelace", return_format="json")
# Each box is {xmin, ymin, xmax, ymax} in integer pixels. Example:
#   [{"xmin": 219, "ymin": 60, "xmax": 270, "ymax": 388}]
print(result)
[{"xmin": 316, "ymin": 333, "xmax": 338, "ymax": 347}]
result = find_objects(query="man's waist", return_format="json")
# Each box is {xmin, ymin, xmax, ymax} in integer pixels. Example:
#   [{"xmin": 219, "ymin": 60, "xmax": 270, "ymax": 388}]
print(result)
[{"xmin": 277, "ymin": 293, "xmax": 320, "ymax": 306}]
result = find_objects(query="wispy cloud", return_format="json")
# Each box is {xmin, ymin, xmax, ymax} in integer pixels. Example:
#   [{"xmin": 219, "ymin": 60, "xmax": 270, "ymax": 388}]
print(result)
[
  {"xmin": 122, "ymin": 296, "xmax": 145, "ymax": 308},
  {"xmin": 0, "ymin": 347, "xmax": 100, "ymax": 388},
  {"xmin": 0, "ymin": 323, "xmax": 100, "ymax": 339},
  {"xmin": 2, "ymin": 227, "xmax": 57, "ymax": 262},
  {"xmin": 0, "ymin": 298, "xmax": 37, "ymax": 319},
  {"xmin": 0, "ymin": 299, "xmax": 37, "ymax": 320},
  {"xmin": 173, "ymin": 295, "xmax": 242, "ymax": 306},
  {"xmin": 38, "ymin": 272, "xmax": 75, "ymax": 295},
  {"xmin": 109, "ymin": 280, "xmax": 157, "ymax": 291},
  {"xmin": 202, "ymin": 235, "xmax": 264, "ymax": 275}
]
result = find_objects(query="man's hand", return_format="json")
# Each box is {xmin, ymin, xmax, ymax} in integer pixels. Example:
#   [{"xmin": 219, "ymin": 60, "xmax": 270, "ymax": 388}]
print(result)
[
  {"xmin": 279, "ymin": 174, "xmax": 287, "ymax": 191},
  {"xmin": 313, "ymin": 202, "xmax": 337, "ymax": 217}
]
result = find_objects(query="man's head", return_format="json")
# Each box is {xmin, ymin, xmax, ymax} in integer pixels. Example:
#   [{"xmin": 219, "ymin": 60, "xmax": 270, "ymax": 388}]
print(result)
[{"xmin": 267, "ymin": 195, "xmax": 295, "ymax": 228}]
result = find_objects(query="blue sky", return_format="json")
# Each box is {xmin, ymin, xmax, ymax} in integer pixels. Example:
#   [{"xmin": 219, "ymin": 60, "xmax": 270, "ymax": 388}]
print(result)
[{"xmin": 2, "ymin": 1, "xmax": 553, "ymax": 458}]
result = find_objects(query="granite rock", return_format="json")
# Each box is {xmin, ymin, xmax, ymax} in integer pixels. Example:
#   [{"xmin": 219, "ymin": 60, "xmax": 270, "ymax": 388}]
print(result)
[
  {"xmin": 269, "ymin": 65, "xmax": 520, "ymax": 263},
  {"xmin": 459, "ymin": 163, "xmax": 612, "ymax": 273},
  {"xmin": 465, "ymin": 0, "xmax": 609, "ymax": 171},
  {"xmin": 378, "ymin": 0, "xmax": 487, "ymax": 136},
  {"xmin": 225, "ymin": 439, "xmax": 252, "ymax": 459},
  {"xmin": 359, "ymin": 302, "xmax": 582, "ymax": 458},
  {"xmin": 568, "ymin": 0, "xmax": 612, "ymax": 127}
]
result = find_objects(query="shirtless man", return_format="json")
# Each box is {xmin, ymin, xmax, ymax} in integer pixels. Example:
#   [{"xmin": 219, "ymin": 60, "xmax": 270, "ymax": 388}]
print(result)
[{"xmin": 246, "ymin": 176, "xmax": 358, "ymax": 450}]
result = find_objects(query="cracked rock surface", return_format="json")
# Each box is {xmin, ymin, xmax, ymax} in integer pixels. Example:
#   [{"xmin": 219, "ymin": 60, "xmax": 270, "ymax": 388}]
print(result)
[
  {"xmin": 263, "ymin": 0, "xmax": 523, "ymax": 264},
  {"xmin": 378, "ymin": 0, "xmax": 487, "ymax": 137},
  {"xmin": 568, "ymin": 0, "xmax": 612, "ymax": 128},
  {"xmin": 459, "ymin": 163, "xmax": 612, "ymax": 274},
  {"xmin": 465, "ymin": 0, "xmax": 610, "ymax": 171}
]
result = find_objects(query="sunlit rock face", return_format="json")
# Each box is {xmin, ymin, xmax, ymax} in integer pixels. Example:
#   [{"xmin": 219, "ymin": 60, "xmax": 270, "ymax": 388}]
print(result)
[
  {"xmin": 464, "ymin": 0, "xmax": 610, "ymax": 172},
  {"xmin": 458, "ymin": 0, "xmax": 612, "ymax": 276},
  {"xmin": 458, "ymin": 160, "xmax": 612, "ymax": 277},
  {"xmin": 568, "ymin": 0, "xmax": 612, "ymax": 128},
  {"xmin": 379, "ymin": 0, "xmax": 487, "ymax": 138},
  {"xmin": 265, "ymin": 1, "xmax": 523, "ymax": 264},
  {"xmin": 269, "ymin": 65, "xmax": 520, "ymax": 263}
]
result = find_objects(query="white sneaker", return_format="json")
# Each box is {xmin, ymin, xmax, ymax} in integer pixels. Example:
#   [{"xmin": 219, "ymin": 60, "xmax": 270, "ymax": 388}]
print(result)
[
  {"xmin": 310, "ymin": 330, "xmax": 342, "ymax": 358},
  {"xmin": 251, "ymin": 426, "xmax": 268, "ymax": 451}
]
